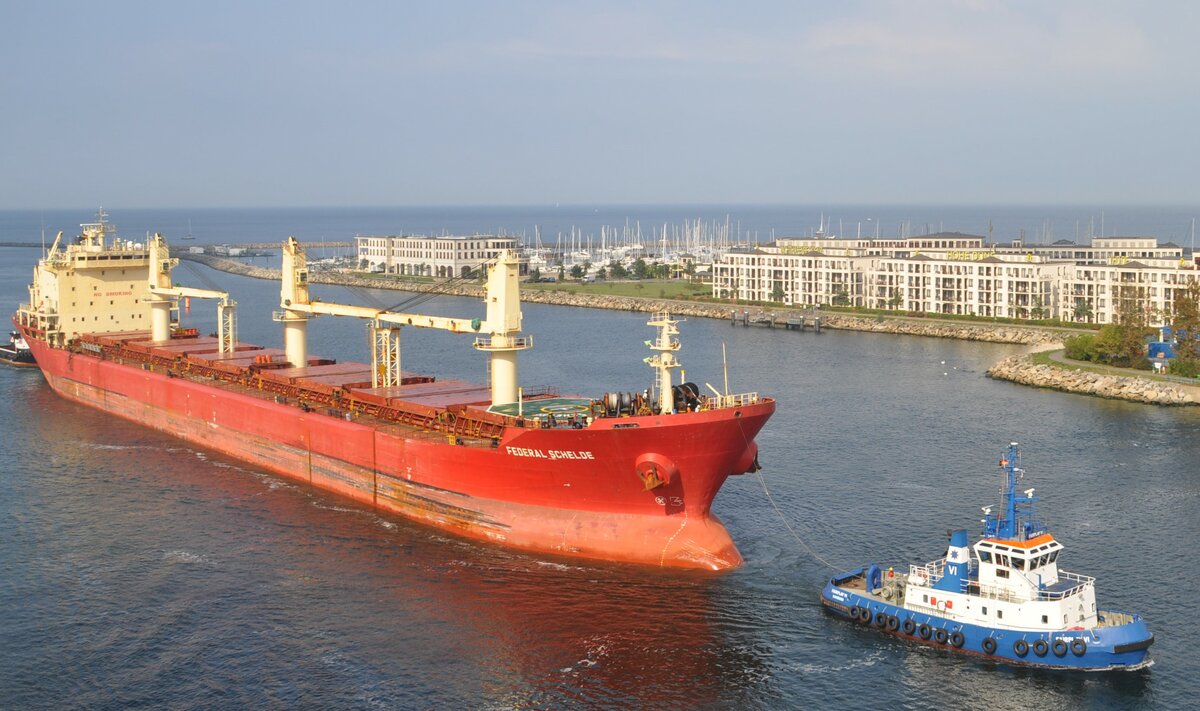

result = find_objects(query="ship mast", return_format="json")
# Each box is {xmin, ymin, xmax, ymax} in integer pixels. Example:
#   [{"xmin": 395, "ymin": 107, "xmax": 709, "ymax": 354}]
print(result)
[
  {"xmin": 982, "ymin": 442, "xmax": 1045, "ymax": 541},
  {"xmin": 645, "ymin": 312, "xmax": 682, "ymax": 414}
]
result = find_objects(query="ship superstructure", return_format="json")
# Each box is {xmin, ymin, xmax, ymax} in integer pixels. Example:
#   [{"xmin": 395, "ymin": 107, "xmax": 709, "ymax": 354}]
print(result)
[{"xmin": 16, "ymin": 213, "xmax": 775, "ymax": 570}]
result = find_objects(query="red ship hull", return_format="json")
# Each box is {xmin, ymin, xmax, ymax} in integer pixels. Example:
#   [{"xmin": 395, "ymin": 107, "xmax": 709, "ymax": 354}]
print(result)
[{"xmin": 21, "ymin": 329, "xmax": 774, "ymax": 570}]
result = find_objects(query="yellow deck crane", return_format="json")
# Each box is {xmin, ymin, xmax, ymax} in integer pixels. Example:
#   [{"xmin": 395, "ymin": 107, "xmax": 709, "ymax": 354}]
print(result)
[
  {"xmin": 276, "ymin": 237, "xmax": 530, "ymax": 406},
  {"xmin": 147, "ymin": 233, "xmax": 237, "ymax": 352}
]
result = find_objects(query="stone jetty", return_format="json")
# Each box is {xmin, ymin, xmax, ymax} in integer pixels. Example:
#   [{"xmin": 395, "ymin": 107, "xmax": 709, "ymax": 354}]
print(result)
[{"xmin": 987, "ymin": 354, "xmax": 1198, "ymax": 406}]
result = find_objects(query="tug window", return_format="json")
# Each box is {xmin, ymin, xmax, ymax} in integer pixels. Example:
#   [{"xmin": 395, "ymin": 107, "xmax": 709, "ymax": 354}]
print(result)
[
  {"xmin": 996, "ymin": 569, "xmax": 1009, "ymax": 579},
  {"xmin": 979, "ymin": 551, "xmax": 992, "ymax": 563},
  {"xmin": 1042, "ymin": 615, "xmax": 1048, "ymax": 624},
  {"xmin": 1048, "ymin": 551, "xmax": 1059, "ymax": 563},
  {"xmin": 1014, "ymin": 558, "xmax": 1025, "ymax": 571}
]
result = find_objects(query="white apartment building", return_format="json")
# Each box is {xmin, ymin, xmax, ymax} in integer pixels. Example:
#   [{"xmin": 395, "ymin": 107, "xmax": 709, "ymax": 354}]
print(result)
[
  {"xmin": 357, "ymin": 235, "xmax": 520, "ymax": 278},
  {"xmin": 713, "ymin": 236, "xmax": 1198, "ymax": 324}
]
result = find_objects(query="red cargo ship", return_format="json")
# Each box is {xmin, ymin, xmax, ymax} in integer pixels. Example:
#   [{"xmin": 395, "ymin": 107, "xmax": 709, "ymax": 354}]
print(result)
[{"xmin": 15, "ymin": 212, "xmax": 774, "ymax": 570}]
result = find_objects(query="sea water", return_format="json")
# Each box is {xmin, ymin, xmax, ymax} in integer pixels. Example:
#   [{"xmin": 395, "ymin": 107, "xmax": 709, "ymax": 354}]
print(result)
[{"xmin": 0, "ymin": 206, "xmax": 1196, "ymax": 709}]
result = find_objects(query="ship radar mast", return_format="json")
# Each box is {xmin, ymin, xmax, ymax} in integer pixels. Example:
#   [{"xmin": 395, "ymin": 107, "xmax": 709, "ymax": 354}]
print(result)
[
  {"xmin": 981, "ymin": 442, "xmax": 1046, "ymax": 541},
  {"xmin": 645, "ymin": 312, "xmax": 682, "ymax": 414}
]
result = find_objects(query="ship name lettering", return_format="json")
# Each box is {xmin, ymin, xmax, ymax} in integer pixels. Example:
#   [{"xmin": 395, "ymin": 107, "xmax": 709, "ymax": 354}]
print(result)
[{"xmin": 505, "ymin": 446, "xmax": 594, "ymax": 460}]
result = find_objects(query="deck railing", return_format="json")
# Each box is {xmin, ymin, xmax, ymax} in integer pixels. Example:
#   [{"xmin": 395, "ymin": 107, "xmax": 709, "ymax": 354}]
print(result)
[{"xmin": 705, "ymin": 392, "xmax": 760, "ymax": 409}]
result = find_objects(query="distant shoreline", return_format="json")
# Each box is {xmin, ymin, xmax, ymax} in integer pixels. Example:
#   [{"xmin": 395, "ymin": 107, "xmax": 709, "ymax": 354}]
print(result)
[{"xmin": 179, "ymin": 252, "xmax": 1070, "ymax": 346}]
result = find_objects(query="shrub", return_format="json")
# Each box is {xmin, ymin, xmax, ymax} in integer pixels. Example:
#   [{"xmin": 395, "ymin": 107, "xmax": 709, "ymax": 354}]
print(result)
[
  {"xmin": 1170, "ymin": 356, "xmax": 1200, "ymax": 378},
  {"xmin": 1063, "ymin": 334, "xmax": 1096, "ymax": 362}
]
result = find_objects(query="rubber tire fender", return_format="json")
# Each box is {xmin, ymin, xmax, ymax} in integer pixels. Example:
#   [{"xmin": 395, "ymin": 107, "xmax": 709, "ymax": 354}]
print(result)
[
  {"xmin": 873, "ymin": 611, "xmax": 888, "ymax": 628},
  {"xmin": 949, "ymin": 630, "xmax": 965, "ymax": 648},
  {"xmin": 856, "ymin": 606, "xmax": 872, "ymax": 624},
  {"xmin": 1052, "ymin": 639, "xmax": 1069, "ymax": 657},
  {"xmin": 934, "ymin": 628, "xmax": 949, "ymax": 645},
  {"xmin": 902, "ymin": 618, "xmax": 916, "ymax": 636},
  {"xmin": 982, "ymin": 637, "xmax": 998, "ymax": 655},
  {"xmin": 1033, "ymin": 638, "xmax": 1049, "ymax": 657},
  {"xmin": 1014, "ymin": 639, "xmax": 1030, "ymax": 657},
  {"xmin": 918, "ymin": 624, "xmax": 932, "ymax": 641},
  {"xmin": 886, "ymin": 615, "xmax": 900, "ymax": 632},
  {"xmin": 1071, "ymin": 638, "xmax": 1087, "ymax": 657}
]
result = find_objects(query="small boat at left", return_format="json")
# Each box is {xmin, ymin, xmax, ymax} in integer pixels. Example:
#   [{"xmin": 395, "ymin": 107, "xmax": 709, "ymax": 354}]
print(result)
[{"xmin": 0, "ymin": 330, "xmax": 35, "ymax": 366}]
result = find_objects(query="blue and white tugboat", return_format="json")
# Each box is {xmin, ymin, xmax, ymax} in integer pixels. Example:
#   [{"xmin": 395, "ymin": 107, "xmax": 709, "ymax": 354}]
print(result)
[{"xmin": 822, "ymin": 443, "xmax": 1153, "ymax": 669}]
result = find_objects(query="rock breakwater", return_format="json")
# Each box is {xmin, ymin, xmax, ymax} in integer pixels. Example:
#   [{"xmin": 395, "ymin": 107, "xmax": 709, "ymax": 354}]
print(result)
[{"xmin": 987, "ymin": 354, "xmax": 1198, "ymax": 406}]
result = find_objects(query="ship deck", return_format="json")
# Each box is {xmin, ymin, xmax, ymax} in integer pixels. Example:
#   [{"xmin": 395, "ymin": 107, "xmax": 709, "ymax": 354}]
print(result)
[{"xmin": 76, "ymin": 330, "xmax": 580, "ymax": 444}]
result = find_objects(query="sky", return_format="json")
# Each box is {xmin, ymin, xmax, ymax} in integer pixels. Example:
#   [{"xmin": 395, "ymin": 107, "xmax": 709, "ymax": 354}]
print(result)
[{"xmin": 2, "ymin": 1, "xmax": 1198, "ymax": 209}]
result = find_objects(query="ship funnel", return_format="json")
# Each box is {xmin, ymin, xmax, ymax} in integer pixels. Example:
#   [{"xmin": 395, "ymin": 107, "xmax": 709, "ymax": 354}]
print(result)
[{"xmin": 932, "ymin": 529, "xmax": 971, "ymax": 593}]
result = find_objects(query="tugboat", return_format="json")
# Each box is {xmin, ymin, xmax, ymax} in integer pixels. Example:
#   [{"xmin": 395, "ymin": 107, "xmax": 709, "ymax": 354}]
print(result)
[
  {"xmin": 0, "ymin": 330, "xmax": 35, "ymax": 367},
  {"xmin": 822, "ymin": 443, "xmax": 1153, "ymax": 669}
]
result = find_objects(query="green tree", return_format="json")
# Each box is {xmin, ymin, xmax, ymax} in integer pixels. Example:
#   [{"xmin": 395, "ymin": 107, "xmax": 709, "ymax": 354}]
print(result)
[
  {"xmin": 557, "ymin": 265, "xmax": 565, "ymax": 281},
  {"xmin": 1116, "ymin": 284, "xmax": 1154, "ymax": 365},
  {"xmin": 1072, "ymin": 299, "xmax": 1094, "ymax": 323},
  {"xmin": 609, "ymin": 260, "xmax": 629, "ymax": 279},
  {"xmin": 887, "ymin": 289, "xmax": 904, "ymax": 310},
  {"xmin": 570, "ymin": 264, "xmax": 584, "ymax": 279},
  {"xmin": 528, "ymin": 267, "xmax": 541, "ymax": 281},
  {"xmin": 770, "ymin": 283, "xmax": 785, "ymax": 303},
  {"xmin": 832, "ymin": 288, "xmax": 850, "ymax": 307},
  {"xmin": 632, "ymin": 258, "xmax": 649, "ymax": 279},
  {"xmin": 1093, "ymin": 325, "xmax": 1124, "ymax": 364},
  {"xmin": 1171, "ymin": 281, "xmax": 1200, "ymax": 360},
  {"xmin": 597, "ymin": 266, "xmax": 607, "ymax": 280},
  {"xmin": 1030, "ymin": 295, "xmax": 1047, "ymax": 320}
]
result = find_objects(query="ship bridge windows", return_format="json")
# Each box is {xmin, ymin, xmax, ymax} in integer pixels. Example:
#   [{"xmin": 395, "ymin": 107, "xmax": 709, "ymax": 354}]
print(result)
[{"xmin": 978, "ymin": 550, "xmax": 992, "ymax": 563}]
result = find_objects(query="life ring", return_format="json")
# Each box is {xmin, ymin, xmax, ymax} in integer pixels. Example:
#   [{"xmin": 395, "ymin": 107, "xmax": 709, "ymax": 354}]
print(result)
[
  {"xmin": 902, "ymin": 619, "xmax": 916, "ymax": 635},
  {"xmin": 982, "ymin": 637, "xmax": 997, "ymax": 655},
  {"xmin": 1052, "ymin": 639, "xmax": 1069, "ymax": 657},
  {"xmin": 874, "ymin": 611, "xmax": 888, "ymax": 627},
  {"xmin": 886, "ymin": 615, "xmax": 899, "ymax": 632},
  {"xmin": 949, "ymin": 630, "xmax": 965, "ymax": 648},
  {"xmin": 934, "ymin": 628, "xmax": 949, "ymax": 645},
  {"xmin": 918, "ymin": 624, "xmax": 932, "ymax": 641},
  {"xmin": 1033, "ymin": 639, "xmax": 1049, "ymax": 657},
  {"xmin": 1013, "ymin": 639, "xmax": 1029, "ymax": 657},
  {"xmin": 1071, "ymin": 638, "xmax": 1087, "ymax": 657}
]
